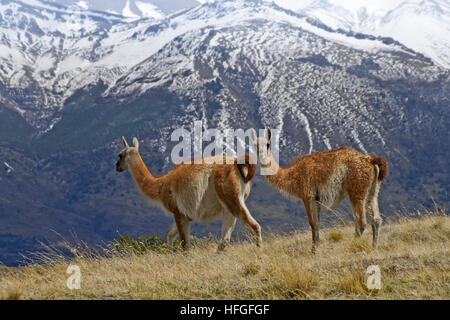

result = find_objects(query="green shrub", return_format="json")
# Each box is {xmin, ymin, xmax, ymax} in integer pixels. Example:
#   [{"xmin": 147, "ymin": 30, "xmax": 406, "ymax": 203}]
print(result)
[{"xmin": 112, "ymin": 233, "xmax": 180, "ymax": 254}]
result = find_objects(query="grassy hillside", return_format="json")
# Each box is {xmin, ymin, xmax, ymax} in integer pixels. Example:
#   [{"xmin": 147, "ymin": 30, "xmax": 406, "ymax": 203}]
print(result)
[{"xmin": 0, "ymin": 211, "xmax": 448, "ymax": 300}]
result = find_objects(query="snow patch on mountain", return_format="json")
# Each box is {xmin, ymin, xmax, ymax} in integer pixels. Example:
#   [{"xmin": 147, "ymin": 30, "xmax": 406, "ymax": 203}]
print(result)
[
  {"xmin": 0, "ymin": 0, "xmax": 445, "ymax": 133},
  {"xmin": 3, "ymin": 162, "xmax": 14, "ymax": 174},
  {"xmin": 122, "ymin": 0, "xmax": 138, "ymax": 18},
  {"xmin": 288, "ymin": 0, "xmax": 450, "ymax": 68},
  {"xmin": 75, "ymin": 1, "xmax": 88, "ymax": 10},
  {"xmin": 135, "ymin": 1, "xmax": 164, "ymax": 19}
]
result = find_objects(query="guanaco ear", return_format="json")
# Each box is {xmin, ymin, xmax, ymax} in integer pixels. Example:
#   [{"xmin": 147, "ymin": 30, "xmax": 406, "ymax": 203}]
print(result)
[
  {"xmin": 132, "ymin": 137, "xmax": 139, "ymax": 151},
  {"xmin": 266, "ymin": 128, "xmax": 272, "ymax": 142},
  {"xmin": 122, "ymin": 136, "xmax": 129, "ymax": 148}
]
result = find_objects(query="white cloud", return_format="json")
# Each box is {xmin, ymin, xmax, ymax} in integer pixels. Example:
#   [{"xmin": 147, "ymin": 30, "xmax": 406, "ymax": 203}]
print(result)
[
  {"xmin": 135, "ymin": 1, "xmax": 164, "ymax": 19},
  {"xmin": 76, "ymin": 1, "xmax": 88, "ymax": 10}
]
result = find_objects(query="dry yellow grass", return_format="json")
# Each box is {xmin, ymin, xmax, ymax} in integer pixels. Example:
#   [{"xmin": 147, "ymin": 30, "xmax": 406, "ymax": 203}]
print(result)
[
  {"xmin": 328, "ymin": 229, "xmax": 343, "ymax": 243},
  {"xmin": 0, "ymin": 211, "xmax": 449, "ymax": 300}
]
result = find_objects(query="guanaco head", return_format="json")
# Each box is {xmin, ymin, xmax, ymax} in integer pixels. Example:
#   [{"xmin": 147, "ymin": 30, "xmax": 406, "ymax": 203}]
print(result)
[
  {"xmin": 251, "ymin": 128, "xmax": 272, "ymax": 167},
  {"xmin": 116, "ymin": 136, "xmax": 139, "ymax": 172}
]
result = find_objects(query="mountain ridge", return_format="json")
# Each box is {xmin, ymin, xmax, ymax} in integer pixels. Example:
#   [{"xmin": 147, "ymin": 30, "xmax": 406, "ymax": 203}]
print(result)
[
  {"xmin": 1, "ymin": 0, "xmax": 444, "ymax": 133},
  {"xmin": 297, "ymin": 0, "xmax": 450, "ymax": 68}
]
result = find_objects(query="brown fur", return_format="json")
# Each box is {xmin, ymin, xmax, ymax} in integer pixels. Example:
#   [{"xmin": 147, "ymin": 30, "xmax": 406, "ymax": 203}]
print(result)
[
  {"xmin": 236, "ymin": 154, "xmax": 256, "ymax": 183},
  {"xmin": 266, "ymin": 146, "xmax": 380, "ymax": 201},
  {"xmin": 256, "ymin": 132, "xmax": 388, "ymax": 252},
  {"xmin": 116, "ymin": 137, "xmax": 261, "ymax": 251},
  {"xmin": 370, "ymin": 155, "xmax": 388, "ymax": 181}
]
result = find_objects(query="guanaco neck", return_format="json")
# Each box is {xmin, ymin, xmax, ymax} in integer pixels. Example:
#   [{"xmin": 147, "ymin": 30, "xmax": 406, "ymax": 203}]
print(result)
[
  {"xmin": 128, "ymin": 152, "xmax": 161, "ymax": 201},
  {"xmin": 262, "ymin": 151, "xmax": 296, "ymax": 195}
]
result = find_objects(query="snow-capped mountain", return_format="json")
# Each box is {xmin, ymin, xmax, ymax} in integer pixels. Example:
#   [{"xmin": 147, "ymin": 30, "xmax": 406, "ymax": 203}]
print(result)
[
  {"xmin": 0, "ymin": 0, "xmax": 123, "ymax": 130},
  {"xmin": 48, "ymin": 0, "xmax": 200, "ymax": 19},
  {"xmin": 0, "ymin": 0, "xmax": 441, "ymax": 132},
  {"xmin": 0, "ymin": 0, "xmax": 194, "ymax": 130},
  {"xmin": 291, "ymin": 0, "xmax": 450, "ymax": 68}
]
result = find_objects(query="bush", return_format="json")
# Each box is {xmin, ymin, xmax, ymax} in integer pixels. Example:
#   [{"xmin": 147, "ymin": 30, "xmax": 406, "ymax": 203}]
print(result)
[
  {"xmin": 328, "ymin": 230, "xmax": 343, "ymax": 242},
  {"xmin": 112, "ymin": 233, "xmax": 180, "ymax": 254}
]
